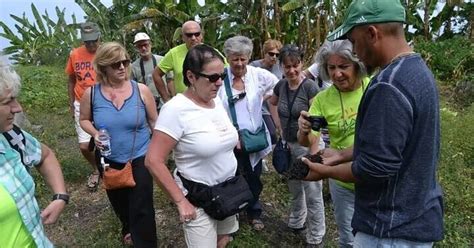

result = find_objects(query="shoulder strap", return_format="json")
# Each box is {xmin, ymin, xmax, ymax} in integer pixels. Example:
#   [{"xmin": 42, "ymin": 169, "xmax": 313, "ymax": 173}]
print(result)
[
  {"xmin": 129, "ymin": 82, "xmax": 140, "ymax": 161},
  {"xmin": 139, "ymin": 56, "xmax": 158, "ymax": 84},
  {"xmin": 284, "ymin": 79, "xmax": 306, "ymax": 139},
  {"xmin": 2, "ymin": 125, "xmax": 28, "ymax": 171},
  {"xmin": 223, "ymin": 72, "xmax": 240, "ymax": 130},
  {"xmin": 90, "ymin": 85, "xmax": 95, "ymax": 123}
]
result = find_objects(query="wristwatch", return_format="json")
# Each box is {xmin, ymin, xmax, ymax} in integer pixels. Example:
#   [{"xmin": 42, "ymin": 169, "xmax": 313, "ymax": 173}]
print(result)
[{"xmin": 52, "ymin": 193, "xmax": 70, "ymax": 204}]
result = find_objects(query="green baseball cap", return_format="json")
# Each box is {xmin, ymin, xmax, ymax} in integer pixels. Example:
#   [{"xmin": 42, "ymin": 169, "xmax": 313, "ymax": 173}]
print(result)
[{"xmin": 327, "ymin": 0, "xmax": 406, "ymax": 41}]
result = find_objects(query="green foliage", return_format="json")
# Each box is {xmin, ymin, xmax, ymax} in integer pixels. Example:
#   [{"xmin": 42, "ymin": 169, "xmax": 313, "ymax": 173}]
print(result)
[
  {"xmin": 437, "ymin": 104, "xmax": 474, "ymax": 247},
  {"xmin": 16, "ymin": 65, "xmax": 68, "ymax": 112},
  {"xmin": 415, "ymin": 37, "xmax": 473, "ymax": 82},
  {"xmin": 0, "ymin": 4, "xmax": 80, "ymax": 65}
]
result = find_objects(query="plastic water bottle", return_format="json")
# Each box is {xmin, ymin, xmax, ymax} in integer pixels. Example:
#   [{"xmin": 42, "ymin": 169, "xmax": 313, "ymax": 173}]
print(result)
[
  {"xmin": 321, "ymin": 128, "xmax": 330, "ymax": 148},
  {"xmin": 98, "ymin": 126, "xmax": 111, "ymax": 157}
]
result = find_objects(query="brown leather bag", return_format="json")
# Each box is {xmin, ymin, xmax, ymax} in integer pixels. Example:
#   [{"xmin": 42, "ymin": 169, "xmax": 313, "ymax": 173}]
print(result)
[{"xmin": 103, "ymin": 160, "xmax": 136, "ymax": 190}]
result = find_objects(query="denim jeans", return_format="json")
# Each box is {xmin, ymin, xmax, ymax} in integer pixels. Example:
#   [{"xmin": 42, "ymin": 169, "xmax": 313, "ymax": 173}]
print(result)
[
  {"xmin": 354, "ymin": 232, "xmax": 433, "ymax": 248},
  {"xmin": 287, "ymin": 142, "xmax": 326, "ymax": 244},
  {"xmin": 329, "ymin": 179, "xmax": 355, "ymax": 248}
]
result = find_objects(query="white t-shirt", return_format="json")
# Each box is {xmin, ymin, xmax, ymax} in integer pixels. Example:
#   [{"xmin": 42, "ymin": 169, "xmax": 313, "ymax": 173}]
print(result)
[
  {"xmin": 155, "ymin": 94, "xmax": 239, "ymax": 187},
  {"xmin": 307, "ymin": 63, "xmax": 332, "ymax": 91}
]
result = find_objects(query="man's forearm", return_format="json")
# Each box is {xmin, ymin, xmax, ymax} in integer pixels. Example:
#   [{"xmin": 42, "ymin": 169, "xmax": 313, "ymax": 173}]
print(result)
[
  {"xmin": 153, "ymin": 68, "xmax": 170, "ymax": 102},
  {"xmin": 67, "ymin": 75, "xmax": 76, "ymax": 107}
]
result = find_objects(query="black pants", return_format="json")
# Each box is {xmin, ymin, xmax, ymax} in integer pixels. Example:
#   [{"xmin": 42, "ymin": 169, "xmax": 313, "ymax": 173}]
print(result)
[
  {"xmin": 104, "ymin": 156, "xmax": 158, "ymax": 247},
  {"xmin": 234, "ymin": 150, "xmax": 263, "ymax": 219}
]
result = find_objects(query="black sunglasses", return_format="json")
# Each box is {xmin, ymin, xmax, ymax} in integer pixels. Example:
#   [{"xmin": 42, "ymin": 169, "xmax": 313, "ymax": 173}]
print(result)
[
  {"xmin": 229, "ymin": 92, "xmax": 246, "ymax": 103},
  {"xmin": 109, "ymin": 59, "xmax": 130, "ymax": 70},
  {"xmin": 84, "ymin": 39, "xmax": 98, "ymax": 45},
  {"xmin": 193, "ymin": 71, "xmax": 227, "ymax": 83},
  {"xmin": 184, "ymin": 32, "xmax": 201, "ymax": 38},
  {"xmin": 268, "ymin": 52, "xmax": 280, "ymax": 57}
]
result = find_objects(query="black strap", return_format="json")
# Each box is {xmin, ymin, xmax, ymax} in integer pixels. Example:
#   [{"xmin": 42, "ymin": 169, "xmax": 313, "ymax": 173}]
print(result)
[
  {"xmin": 2, "ymin": 125, "xmax": 28, "ymax": 171},
  {"xmin": 223, "ymin": 70, "xmax": 240, "ymax": 130},
  {"xmin": 284, "ymin": 79, "xmax": 305, "ymax": 140},
  {"xmin": 139, "ymin": 56, "xmax": 157, "ymax": 84},
  {"xmin": 90, "ymin": 85, "xmax": 95, "ymax": 122}
]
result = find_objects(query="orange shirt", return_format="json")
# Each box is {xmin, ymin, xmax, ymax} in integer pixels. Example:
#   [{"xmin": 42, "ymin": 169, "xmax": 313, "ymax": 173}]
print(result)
[{"xmin": 65, "ymin": 45, "xmax": 97, "ymax": 101}]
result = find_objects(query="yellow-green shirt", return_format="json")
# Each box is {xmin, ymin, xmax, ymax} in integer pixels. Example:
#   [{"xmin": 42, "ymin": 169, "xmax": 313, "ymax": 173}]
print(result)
[
  {"xmin": 308, "ymin": 77, "xmax": 370, "ymax": 190},
  {"xmin": 0, "ymin": 185, "xmax": 36, "ymax": 247}
]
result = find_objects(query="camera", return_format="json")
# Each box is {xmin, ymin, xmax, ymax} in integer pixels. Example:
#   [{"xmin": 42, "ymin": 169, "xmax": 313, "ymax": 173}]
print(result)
[{"xmin": 304, "ymin": 115, "xmax": 328, "ymax": 131}]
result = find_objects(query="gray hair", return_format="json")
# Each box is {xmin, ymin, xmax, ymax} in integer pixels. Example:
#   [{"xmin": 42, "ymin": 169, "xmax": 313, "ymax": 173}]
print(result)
[
  {"xmin": 0, "ymin": 60, "xmax": 21, "ymax": 98},
  {"xmin": 223, "ymin": 35, "xmax": 253, "ymax": 58},
  {"xmin": 315, "ymin": 40, "xmax": 366, "ymax": 82}
]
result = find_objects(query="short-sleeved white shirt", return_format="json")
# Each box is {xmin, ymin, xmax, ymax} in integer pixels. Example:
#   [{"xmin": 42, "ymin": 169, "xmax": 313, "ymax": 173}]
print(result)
[{"xmin": 155, "ymin": 94, "xmax": 239, "ymax": 187}]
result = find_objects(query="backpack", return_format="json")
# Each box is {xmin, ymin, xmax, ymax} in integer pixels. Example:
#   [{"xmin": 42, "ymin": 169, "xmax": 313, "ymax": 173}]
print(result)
[{"xmin": 2, "ymin": 125, "xmax": 29, "ymax": 172}]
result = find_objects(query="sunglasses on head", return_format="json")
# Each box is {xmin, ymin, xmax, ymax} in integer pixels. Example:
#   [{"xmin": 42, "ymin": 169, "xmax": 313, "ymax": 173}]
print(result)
[
  {"xmin": 184, "ymin": 32, "xmax": 201, "ymax": 38},
  {"xmin": 109, "ymin": 59, "xmax": 130, "ymax": 70},
  {"xmin": 229, "ymin": 92, "xmax": 246, "ymax": 103},
  {"xmin": 193, "ymin": 71, "xmax": 227, "ymax": 83}
]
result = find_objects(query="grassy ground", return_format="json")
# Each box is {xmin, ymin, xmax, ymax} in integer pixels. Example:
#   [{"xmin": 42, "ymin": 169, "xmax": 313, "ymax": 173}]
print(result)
[{"xmin": 16, "ymin": 65, "xmax": 473, "ymax": 247}]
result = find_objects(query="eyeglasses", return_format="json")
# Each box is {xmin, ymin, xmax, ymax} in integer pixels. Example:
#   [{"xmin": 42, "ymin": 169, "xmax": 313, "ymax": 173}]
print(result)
[
  {"xmin": 268, "ymin": 52, "xmax": 280, "ymax": 57},
  {"xmin": 84, "ymin": 39, "xmax": 98, "ymax": 45},
  {"xmin": 193, "ymin": 71, "xmax": 227, "ymax": 83},
  {"xmin": 229, "ymin": 92, "xmax": 246, "ymax": 103},
  {"xmin": 135, "ymin": 42, "xmax": 150, "ymax": 49},
  {"xmin": 109, "ymin": 59, "xmax": 130, "ymax": 70},
  {"xmin": 184, "ymin": 32, "xmax": 201, "ymax": 38}
]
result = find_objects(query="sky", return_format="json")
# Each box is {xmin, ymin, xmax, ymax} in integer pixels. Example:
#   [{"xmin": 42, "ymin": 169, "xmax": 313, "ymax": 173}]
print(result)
[{"xmin": 0, "ymin": 0, "xmax": 113, "ymax": 63}]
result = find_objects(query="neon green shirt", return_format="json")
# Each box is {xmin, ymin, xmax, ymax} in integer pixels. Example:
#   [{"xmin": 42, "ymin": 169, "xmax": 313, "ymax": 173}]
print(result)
[
  {"xmin": 0, "ymin": 185, "xmax": 35, "ymax": 247},
  {"xmin": 158, "ymin": 44, "xmax": 189, "ymax": 94},
  {"xmin": 308, "ymin": 77, "xmax": 370, "ymax": 190}
]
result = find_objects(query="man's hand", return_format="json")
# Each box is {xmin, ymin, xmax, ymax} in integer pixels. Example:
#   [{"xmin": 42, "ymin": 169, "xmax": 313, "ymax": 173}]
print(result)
[
  {"xmin": 41, "ymin": 200, "xmax": 66, "ymax": 225},
  {"xmin": 301, "ymin": 157, "xmax": 327, "ymax": 181},
  {"xmin": 319, "ymin": 148, "xmax": 343, "ymax": 166}
]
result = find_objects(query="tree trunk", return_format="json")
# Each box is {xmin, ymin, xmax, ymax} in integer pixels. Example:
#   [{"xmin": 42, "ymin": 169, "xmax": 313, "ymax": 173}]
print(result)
[{"xmin": 423, "ymin": 0, "xmax": 431, "ymax": 40}]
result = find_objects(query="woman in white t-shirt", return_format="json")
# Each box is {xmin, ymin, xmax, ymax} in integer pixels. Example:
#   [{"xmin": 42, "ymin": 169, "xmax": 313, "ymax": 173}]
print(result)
[{"xmin": 145, "ymin": 44, "xmax": 239, "ymax": 247}]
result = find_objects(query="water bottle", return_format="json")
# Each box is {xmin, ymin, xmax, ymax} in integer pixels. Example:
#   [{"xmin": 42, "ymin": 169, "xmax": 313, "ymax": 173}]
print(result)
[
  {"xmin": 321, "ymin": 128, "xmax": 330, "ymax": 148},
  {"xmin": 98, "ymin": 126, "xmax": 111, "ymax": 157}
]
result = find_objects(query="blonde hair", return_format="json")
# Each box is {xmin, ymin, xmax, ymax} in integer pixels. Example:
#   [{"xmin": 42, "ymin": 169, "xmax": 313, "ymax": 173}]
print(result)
[
  {"xmin": 93, "ymin": 42, "xmax": 131, "ymax": 84},
  {"xmin": 263, "ymin": 39, "xmax": 282, "ymax": 54}
]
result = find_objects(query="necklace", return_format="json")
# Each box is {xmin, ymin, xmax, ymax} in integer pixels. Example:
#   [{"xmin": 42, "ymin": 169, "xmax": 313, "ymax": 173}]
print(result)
[
  {"xmin": 390, "ymin": 51, "xmax": 415, "ymax": 64},
  {"xmin": 337, "ymin": 81, "xmax": 365, "ymax": 120}
]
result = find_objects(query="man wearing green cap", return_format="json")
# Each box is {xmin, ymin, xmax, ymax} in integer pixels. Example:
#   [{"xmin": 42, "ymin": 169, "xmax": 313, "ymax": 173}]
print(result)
[{"xmin": 299, "ymin": 0, "xmax": 444, "ymax": 246}]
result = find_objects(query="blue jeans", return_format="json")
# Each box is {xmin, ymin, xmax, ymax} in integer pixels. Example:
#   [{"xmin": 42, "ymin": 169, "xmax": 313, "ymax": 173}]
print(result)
[
  {"xmin": 329, "ymin": 179, "xmax": 355, "ymax": 248},
  {"xmin": 234, "ymin": 150, "xmax": 263, "ymax": 219},
  {"xmin": 354, "ymin": 232, "xmax": 433, "ymax": 248}
]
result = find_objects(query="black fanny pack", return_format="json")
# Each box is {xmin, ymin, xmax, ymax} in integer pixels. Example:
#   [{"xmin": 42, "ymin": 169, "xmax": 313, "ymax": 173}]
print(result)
[{"xmin": 178, "ymin": 172, "xmax": 253, "ymax": 220}]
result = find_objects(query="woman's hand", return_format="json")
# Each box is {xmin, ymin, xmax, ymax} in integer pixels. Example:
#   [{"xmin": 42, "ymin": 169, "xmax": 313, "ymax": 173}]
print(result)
[
  {"xmin": 94, "ymin": 132, "xmax": 105, "ymax": 150},
  {"xmin": 298, "ymin": 110, "xmax": 312, "ymax": 135},
  {"xmin": 41, "ymin": 200, "xmax": 66, "ymax": 225},
  {"xmin": 176, "ymin": 198, "xmax": 197, "ymax": 223}
]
